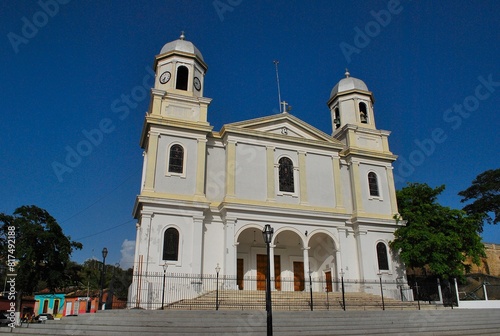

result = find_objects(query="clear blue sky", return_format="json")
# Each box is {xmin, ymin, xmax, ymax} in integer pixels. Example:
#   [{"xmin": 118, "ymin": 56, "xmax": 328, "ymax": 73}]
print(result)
[{"xmin": 1, "ymin": 0, "xmax": 498, "ymax": 268}]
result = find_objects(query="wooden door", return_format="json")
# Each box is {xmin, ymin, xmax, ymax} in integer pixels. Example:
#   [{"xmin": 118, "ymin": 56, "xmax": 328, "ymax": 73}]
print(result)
[
  {"xmin": 293, "ymin": 261, "xmax": 305, "ymax": 291},
  {"xmin": 274, "ymin": 255, "xmax": 281, "ymax": 291},
  {"xmin": 257, "ymin": 254, "xmax": 267, "ymax": 290},
  {"xmin": 325, "ymin": 271, "xmax": 332, "ymax": 292},
  {"xmin": 237, "ymin": 258, "xmax": 244, "ymax": 290}
]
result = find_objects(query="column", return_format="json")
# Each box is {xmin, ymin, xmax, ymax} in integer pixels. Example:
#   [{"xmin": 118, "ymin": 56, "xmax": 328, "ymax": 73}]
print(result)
[
  {"xmin": 141, "ymin": 213, "xmax": 153, "ymax": 274},
  {"xmin": 385, "ymin": 166, "xmax": 399, "ymax": 215},
  {"xmin": 354, "ymin": 229, "xmax": 367, "ymax": 280},
  {"xmin": 192, "ymin": 216, "xmax": 204, "ymax": 275},
  {"xmin": 224, "ymin": 218, "xmax": 237, "ymax": 278},
  {"xmin": 269, "ymin": 245, "xmax": 275, "ymax": 291},
  {"xmin": 150, "ymin": 89, "xmax": 165, "ymax": 115},
  {"xmin": 332, "ymin": 156, "xmax": 344, "ymax": 209},
  {"xmin": 195, "ymin": 138, "xmax": 208, "ymax": 196},
  {"xmin": 335, "ymin": 250, "xmax": 342, "ymax": 292},
  {"xmin": 298, "ymin": 151, "xmax": 308, "ymax": 204},
  {"xmin": 143, "ymin": 132, "xmax": 159, "ymax": 192},
  {"xmin": 266, "ymin": 146, "xmax": 275, "ymax": 201},
  {"xmin": 303, "ymin": 247, "xmax": 310, "ymax": 291},
  {"xmin": 225, "ymin": 140, "xmax": 236, "ymax": 198}
]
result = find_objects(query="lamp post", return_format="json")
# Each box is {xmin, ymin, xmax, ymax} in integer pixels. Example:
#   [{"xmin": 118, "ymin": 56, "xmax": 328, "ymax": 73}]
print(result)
[
  {"xmin": 378, "ymin": 272, "xmax": 385, "ymax": 311},
  {"xmin": 340, "ymin": 268, "xmax": 346, "ymax": 311},
  {"xmin": 262, "ymin": 224, "xmax": 274, "ymax": 336},
  {"xmin": 215, "ymin": 263, "xmax": 221, "ymax": 310},
  {"xmin": 161, "ymin": 263, "xmax": 168, "ymax": 310},
  {"xmin": 99, "ymin": 247, "xmax": 108, "ymax": 310},
  {"xmin": 308, "ymin": 269, "xmax": 314, "ymax": 311}
]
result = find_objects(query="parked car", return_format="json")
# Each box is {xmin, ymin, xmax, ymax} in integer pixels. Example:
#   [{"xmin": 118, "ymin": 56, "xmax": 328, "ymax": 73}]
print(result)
[
  {"xmin": 0, "ymin": 313, "xmax": 9, "ymax": 325},
  {"xmin": 35, "ymin": 313, "xmax": 54, "ymax": 323}
]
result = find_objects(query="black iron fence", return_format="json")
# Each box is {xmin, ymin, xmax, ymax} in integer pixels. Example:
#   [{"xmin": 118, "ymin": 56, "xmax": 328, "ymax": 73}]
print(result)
[{"xmin": 124, "ymin": 272, "xmax": 418, "ymax": 311}]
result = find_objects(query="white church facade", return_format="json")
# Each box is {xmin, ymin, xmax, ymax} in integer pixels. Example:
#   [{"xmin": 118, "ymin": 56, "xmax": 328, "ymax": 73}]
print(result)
[{"xmin": 130, "ymin": 33, "xmax": 409, "ymax": 306}]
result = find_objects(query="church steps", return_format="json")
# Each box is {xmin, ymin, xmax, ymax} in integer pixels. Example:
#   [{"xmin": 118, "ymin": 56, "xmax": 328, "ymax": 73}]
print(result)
[{"xmin": 160, "ymin": 289, "xmax": 428, "ymax": 311}]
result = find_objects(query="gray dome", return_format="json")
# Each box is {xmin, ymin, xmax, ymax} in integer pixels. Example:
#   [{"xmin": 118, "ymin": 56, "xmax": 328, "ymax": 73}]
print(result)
[
  {"xmin": 159, "ymin": 32, "xmax": 204, "ymax": 61},
  {"xmin": 330, "ymin": 70, "xmax": 368, "ymax": 98}
]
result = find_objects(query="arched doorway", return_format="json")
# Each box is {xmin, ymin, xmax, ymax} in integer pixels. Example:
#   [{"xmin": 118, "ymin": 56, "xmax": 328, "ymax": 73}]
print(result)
[{"xmin": 307, "ymin": 232, "xmax": 337, "ymax": 292}]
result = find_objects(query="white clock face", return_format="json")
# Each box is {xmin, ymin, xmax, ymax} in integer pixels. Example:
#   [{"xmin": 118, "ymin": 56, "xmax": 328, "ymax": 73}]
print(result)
[
  {"xmin": 193, "ymin": 77, "xmax": 201, "ymax": 91},
  {"xmin": 159, "ymin": 71, "xmax": 171, "ymax": 84}
]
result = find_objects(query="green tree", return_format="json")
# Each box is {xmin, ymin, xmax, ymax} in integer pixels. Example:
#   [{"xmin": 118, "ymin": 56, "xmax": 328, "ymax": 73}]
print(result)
[
  {"xmin": 0, "ymin": 205, "xmax": 83, "ymax": 300},
  {"xmin": 390, "ymin": 183, "xmax": 484, "ymax": 279},
  {"xmin": 458, "ymin": 168, "xmax": 500, "ymax": 225}
]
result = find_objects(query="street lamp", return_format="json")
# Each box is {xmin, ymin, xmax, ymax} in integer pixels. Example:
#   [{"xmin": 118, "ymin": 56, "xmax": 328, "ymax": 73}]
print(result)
[
  {"xmin": 99, "ymin": 247, "xmax": 108, "ymax": 310},
  {"xmin": 161, "ymin": 263, "xmax": 168, "ymax": 310},
  {"xmin": 378, "ymin": 272, "xmax": 385, "ymax": 311},
  {"xmin": 262, "ymin": 224, "xmax": 274, "ymax": 336},
  {"xmin": 308, "ymin": 269, "xmax": 313, "ymax": 311},
  {"xmin": 340, "ymin": 268, "xmax": 346, "ymax": 311},
  {"xmin": 215, "ymin": 263, "xmax": 221, "ymax": 310}
]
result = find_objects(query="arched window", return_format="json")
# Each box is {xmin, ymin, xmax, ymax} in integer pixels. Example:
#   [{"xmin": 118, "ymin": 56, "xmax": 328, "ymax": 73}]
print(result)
[
  {"xmin": 175, "ymin": 66, "xmax": 189, "ymax": 90},
  {"xmin": 368, "ymin": 172, "xmax": 379, "ymax": 197},
  {"xmin": 334, "ymin": 107, "xmax": 341, "ymax": 129},
  {"xmin": 359, "ymin": 102, "xmax": 368, "ymax": 123},
  {"xmin": 168, "ymin": 144, "xmax": 184, "ymax": 174},
  {"xmin": 278, "ymin": 157, "xmax": 294, "ymax": 192},
  {"xmin": 377, "ymin": 242, "xmax": 389, "ymax": 270},
  {"xmin": 163, "ymin": 228, "xmax": 179, "ymax": 261}
]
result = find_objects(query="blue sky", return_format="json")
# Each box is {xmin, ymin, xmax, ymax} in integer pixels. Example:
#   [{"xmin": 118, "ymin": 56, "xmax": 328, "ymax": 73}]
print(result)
[{"xmin": 1, "ymin": 0, "xmax": 498, "ymax": 268}]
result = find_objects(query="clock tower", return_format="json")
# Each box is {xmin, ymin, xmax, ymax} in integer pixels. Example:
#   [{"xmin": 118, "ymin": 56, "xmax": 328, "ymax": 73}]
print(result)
[{"xmin": 149, "ymin": 32, "xmax": 212, "ymax": 123}]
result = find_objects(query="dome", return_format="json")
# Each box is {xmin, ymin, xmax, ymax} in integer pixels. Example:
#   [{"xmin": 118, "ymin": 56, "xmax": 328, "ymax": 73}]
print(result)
[
  {"xmin": 159, "ymin": 32, "xmax": 204, "ymax": 61},
  {"xmin": 330, "ymin": 70, "xmax": 369, "ymax": 98}
]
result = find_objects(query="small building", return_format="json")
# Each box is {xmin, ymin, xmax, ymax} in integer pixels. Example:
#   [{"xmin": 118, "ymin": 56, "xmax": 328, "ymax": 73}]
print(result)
[
  {"xmin": 63, "ymin": 290, "xmax": 99, "ymax": 315},
  {"xmin": 34, "ymin": 293, "xmax": 65, "ymax": 318}
]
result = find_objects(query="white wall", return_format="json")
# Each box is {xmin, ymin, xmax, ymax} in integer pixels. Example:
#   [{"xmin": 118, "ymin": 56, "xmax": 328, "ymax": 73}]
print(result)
[
  {"xmin": 155, "ymin": 135, "xmax": 197, "ymax": 195},
  {"xmin": 235, "ymin": 143, "xmax": 267, "ymax": 201},
  {"xmin": 306, "ymin": 153, "xmax": 335, "ymax": 208}
]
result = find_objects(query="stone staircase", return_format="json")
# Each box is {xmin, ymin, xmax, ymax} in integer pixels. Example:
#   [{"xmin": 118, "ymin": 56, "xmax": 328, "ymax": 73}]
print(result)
[
  {"xmin": 1, "ymin": 308, "xmax": 500, "ymax": 335},
  {"xmin": 167, "ymin": 289, "xmax": 428, "ymax": 311}
]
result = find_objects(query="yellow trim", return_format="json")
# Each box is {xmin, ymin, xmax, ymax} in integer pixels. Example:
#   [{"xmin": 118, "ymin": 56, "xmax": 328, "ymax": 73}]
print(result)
[
  {"xmin": 385, "ymin": 166, "xmax": 399, "ymax": 215},
  {"xmin": 349, "ymin": 161, "xmax": 364, "ymax": 214},
  {"xmin": 332, "ymin": 156, "xmax": 344, "ymax": 209},
  {"xmin": 298, "ymin": 151, "xmax": 308, "ymax": 204},
  {"xmin": 266, "ymin": 146, "xmax": 275, "ymax": 201},
  {"xmin": 143, "ymin": 132, "xmax": 159, "ymax": 191},
  {"xmin": 214, "ymin": 197, "xmax": 349, "ymax": 215},
  {"xmin": 195, "ymin": 139, "xmax": 207, "ymax": 196},
  {"xmin": 225, "ymin": 141, "xmax": 236, "ymax": 198}
]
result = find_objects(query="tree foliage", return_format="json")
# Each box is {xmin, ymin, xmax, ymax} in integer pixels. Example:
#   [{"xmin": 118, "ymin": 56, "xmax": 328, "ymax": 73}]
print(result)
[
  {"xmin": 0, "ymin": 205, "xmax": 83, "ymax": 295},
  {"xmin": 390, "ymin": 183, "xmax": 484, "ymax": 279},
  {"xmin": 459, "ymin": 168, "xmax": 500, "ymax": 225}
]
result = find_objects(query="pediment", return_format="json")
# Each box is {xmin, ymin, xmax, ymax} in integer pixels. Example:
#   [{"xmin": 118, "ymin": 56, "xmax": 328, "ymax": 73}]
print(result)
[{"xmin": 222, "ymin": 113, "xmax": 340, "ymax": 144}]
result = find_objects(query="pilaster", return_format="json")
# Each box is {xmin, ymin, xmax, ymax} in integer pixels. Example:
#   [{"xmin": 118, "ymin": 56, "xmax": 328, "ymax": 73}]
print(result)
[
  {"xmin": 298, "ymin": 151, "xmax": 308, "ymax": 204},
  {"xmin": 143, "ymin": 132, "xmax": 159, "ymax": 192},
  {"xmin": 266, "ymin": 146, "xmax": 275, "ymax": 201},
  {"xmin": 195, "ymin": 138, "xmax": 208, "ymax": 196},
  {"xmin": 225, "ymin": 140, "xmax": 237, "ymax": 198}
]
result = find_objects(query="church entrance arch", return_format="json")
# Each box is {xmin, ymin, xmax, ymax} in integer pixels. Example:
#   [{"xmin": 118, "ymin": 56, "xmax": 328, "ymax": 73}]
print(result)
[
  {"xmin": 273, "ymin": 229, "xmax": 305, "ymax": 291},
  {"xmin": 307, "ymin": 231, "xmax": 337, "ymax": 291}
]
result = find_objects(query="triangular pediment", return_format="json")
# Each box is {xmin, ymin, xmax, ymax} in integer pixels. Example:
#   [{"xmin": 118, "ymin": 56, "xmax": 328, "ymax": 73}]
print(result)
[{"xmin": 221, "ymin": 113, "xmax": 341, "ymax": 145}]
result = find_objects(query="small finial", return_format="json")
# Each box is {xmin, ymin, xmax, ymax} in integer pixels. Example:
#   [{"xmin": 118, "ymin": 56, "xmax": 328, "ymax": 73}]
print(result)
[
  {"xmin": 180, "ymin": 31, "xmax": 185, "ymax": 40},
  {"xmin": 345, "ymin": 68, "xmax": 350, "ymax": 78}
]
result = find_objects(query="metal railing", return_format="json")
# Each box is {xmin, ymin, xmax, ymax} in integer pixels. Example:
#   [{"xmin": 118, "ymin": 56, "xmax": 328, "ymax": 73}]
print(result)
[{"xmin": 125, "ymin": 272, "xmax": 417, "ymax": 311}]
